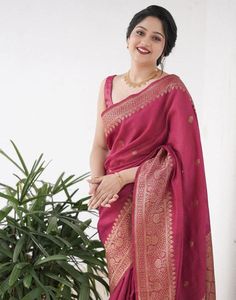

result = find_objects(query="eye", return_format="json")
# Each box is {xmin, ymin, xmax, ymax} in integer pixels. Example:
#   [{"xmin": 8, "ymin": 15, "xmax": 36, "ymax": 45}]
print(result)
[
  {"xmin": 136, "ymin": 30, "xmax": 144, "ymax": 36},
  {"xmin": 153, "ymin": 36, "xmax": 161, "ymax": 42}
]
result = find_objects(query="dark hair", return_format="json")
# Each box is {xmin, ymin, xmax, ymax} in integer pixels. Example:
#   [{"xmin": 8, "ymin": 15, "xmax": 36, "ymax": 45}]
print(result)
[{"xmin": 126, "ymin": 5, "xmax": 177, "ymax": 68}]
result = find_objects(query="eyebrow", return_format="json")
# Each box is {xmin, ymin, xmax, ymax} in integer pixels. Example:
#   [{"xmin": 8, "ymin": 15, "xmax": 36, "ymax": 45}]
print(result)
[{"xmin": 136, "ymin": 25, "xmax": 165, "ymax": 38}]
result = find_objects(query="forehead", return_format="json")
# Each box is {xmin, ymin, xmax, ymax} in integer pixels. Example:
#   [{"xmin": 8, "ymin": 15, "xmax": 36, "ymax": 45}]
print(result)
[{"xmin": 135, "ymin": 16, "xmax": 164, "ymax": 34}]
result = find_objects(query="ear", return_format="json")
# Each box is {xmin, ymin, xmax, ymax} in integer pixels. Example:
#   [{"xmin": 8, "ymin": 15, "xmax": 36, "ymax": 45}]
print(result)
[{"xmin": 126, "ymin": 38, "xmax": 130, "ymax": 48}]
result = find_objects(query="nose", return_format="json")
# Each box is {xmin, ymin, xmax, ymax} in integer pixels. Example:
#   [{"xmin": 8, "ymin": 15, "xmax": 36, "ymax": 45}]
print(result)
[{"xmin": 140, "ymin": 36, "xmax": 151, "ymax": 47}]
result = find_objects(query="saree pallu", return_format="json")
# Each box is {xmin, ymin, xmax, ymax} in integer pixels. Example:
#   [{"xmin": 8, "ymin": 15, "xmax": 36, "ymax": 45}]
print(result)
[{"xmin": 97, "ymin": 74, "xmax": 216, "ymax": 300}]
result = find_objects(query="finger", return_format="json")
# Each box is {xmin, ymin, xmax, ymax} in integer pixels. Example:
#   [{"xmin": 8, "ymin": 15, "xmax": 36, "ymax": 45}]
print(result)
[
  {"xmin": 91, "ymin": 188, "xmax": 104, "ymax": 203},
  {"xmin": 108, "ymin": 197, "xmax": 118, "ymax": 203},
  {"xmin": 101, "ymin": 194, "xmax": 119, "ymax": 207},
  {"xmin": 88, "ymin": 196, "xmax": 96, "ymax": 208},
  {"xmin": 88, "ymin": 184, "xmax": 99, "ymax": 195},
  {"xmin": 104, "ymin": 195, "xmax": 119, "ymax": 207},
  {"xmin": 92, "ymin": 194, "xmax": 108, "ymax": 209},
  {"xmin": 108, "ymin": 194, "xmax": 119, "ymax": 203},
  {"xmin": 101, "ymin": 194, "xmax": 113, "ymax": 207},
  {"xmin": 88, "ymin": 193, "xmax": 103, "ymax": 209},
  {"xmin": 88, "ymin": 188, "xmax": 103, "ymax": 207},
  {"xmin": 88, "ymin": 186, "xmax": 101, "ymax": 202}
]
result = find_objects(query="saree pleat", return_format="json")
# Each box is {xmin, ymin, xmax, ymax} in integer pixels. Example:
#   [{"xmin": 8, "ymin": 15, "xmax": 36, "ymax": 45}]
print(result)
[{"xmin": 97, "ymin": 74, "xmax": 216, "ymax": 299}]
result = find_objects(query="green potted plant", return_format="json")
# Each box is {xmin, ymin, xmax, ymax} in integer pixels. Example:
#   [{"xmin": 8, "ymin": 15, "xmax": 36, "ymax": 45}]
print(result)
[{"xmin": 0, "ymin": 141, "xmax": 109, "ymax": 300}]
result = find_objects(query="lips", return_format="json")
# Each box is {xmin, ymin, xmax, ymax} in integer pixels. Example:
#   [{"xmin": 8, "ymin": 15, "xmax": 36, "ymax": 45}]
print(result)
[{"xmin": 136, "ymin": 47, "xmax": 150, "ymax": 54}]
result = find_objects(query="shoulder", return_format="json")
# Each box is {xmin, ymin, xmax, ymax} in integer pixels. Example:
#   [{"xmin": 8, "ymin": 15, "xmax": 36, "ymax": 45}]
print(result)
[
  {"xmin": 165, "ymin": 74, "xmax": 196, "ymax": 114},
  {"xmin": 99, "ymin": 74, "xmax": 117, "ymax": 90},
  {"xmin": 165, "ymin": 73, "xmax": 187, "ymax": 89},
  {"xmin": 97, "ymin": 75, "xmax": 115, "ymax": 109},
  {"xmin": 164, "ymin": 73, "xmax": 193, "ymax": 100},
  {"xmin": 98, "ymin": 75, "xmax": 112, "ymax": 95}
]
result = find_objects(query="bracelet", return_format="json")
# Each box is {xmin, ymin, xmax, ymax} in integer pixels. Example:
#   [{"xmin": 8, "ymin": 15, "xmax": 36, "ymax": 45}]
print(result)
[{"xmin": 114, "ymin": 172, "xmax": 124, "ymax": 187}]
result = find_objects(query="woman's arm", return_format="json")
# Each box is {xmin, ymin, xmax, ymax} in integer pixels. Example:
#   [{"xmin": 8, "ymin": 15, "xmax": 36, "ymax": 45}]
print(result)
[
  {"xmin": 89, "ymin": 78, "xmax": 109, "ymax": 178},
  {"xmin": 118, "ymin": 166, "xmax": 139, "ymax": 185},
  {"xmin": 89, "ymin": 146, "xmax": 108, "ymax": 178}
]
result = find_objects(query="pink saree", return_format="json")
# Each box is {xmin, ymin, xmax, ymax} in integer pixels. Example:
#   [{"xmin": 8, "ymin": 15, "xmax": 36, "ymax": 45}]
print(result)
[{"xmin": 97, "ymin": 74, "xmax": 216, "ymax": 299}]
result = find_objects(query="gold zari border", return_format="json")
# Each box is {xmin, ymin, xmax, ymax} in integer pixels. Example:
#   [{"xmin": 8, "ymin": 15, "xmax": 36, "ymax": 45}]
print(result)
[
  {"xmin": 104, "ymin": 198, "xmax": 133, "ymax": 292},
  {"xmin": 202, "ymin": 232, "xmax": 216, "ymax": 299},
  {"xmin": 102, "ymin": 75, "xmax": 187, "ymax": 137},
  {"xmin": 134, "ymin": 148, "xmax": 176, "ymax": 299}
]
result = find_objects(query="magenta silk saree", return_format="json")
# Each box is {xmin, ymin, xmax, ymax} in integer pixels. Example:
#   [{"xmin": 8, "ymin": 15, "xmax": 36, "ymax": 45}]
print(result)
[{"xmin": 97, "ymin": 74, "xmax": 216, "ymax": 300}]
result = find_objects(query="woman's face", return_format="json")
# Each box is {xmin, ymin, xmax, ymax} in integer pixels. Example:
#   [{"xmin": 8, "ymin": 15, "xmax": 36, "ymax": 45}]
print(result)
[{"xmin": 127, "ymin": 16, "xmax": 165, "ymax": 66}]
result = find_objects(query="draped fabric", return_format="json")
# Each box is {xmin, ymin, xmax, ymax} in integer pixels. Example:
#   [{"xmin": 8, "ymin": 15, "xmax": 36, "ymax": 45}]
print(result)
[{"xmin": 97, "ymin": 74, "xmax": 216, "ymax": 300}]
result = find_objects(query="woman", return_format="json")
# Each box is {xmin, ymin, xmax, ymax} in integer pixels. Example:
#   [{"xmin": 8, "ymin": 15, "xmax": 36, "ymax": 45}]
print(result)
[{"xmin": 88, "ymin": 5, "xmax": 216, "ymax": 300}]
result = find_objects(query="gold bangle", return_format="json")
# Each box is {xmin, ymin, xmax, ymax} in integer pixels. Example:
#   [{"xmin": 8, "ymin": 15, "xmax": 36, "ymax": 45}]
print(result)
[{"xmin": 114, "ymin": 172, "xmax": 124, "ymax": 187}]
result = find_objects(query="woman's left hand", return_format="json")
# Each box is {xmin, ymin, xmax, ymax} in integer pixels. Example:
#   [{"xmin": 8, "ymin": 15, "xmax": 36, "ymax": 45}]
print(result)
[{"xmin": 87, "ymin": 173, "xmax": 124, "ymax": 209}]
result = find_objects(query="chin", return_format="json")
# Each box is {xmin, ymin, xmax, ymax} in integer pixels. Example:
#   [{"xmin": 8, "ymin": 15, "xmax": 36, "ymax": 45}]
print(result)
[{"xmin": 132, "ymin": 57, "xmax": 154, "ymax": 66}]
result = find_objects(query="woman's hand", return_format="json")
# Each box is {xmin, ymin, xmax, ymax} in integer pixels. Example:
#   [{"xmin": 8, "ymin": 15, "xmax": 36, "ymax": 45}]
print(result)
[
  {"xmin": 88, "ymin": 182, "xmax": 99, "ymax": 197},
  {"xmin": 88, "ymin": 181, "xmax": 117, "ymax": 207},
  {"xmin": 87, "ymin": 173, "xmax": 124, "ymax": 209}
]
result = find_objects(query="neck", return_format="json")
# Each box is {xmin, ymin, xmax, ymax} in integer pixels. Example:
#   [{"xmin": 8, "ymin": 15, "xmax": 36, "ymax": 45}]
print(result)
[{"xmin": 129, "ymin": 62, "xmax": 158, "ymax": 82}]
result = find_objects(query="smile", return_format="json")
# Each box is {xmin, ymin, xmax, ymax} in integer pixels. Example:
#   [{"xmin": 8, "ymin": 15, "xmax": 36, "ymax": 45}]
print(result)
[{"xmin": 136, "ymin": 47, "xmax": 151, "ymax": 54}]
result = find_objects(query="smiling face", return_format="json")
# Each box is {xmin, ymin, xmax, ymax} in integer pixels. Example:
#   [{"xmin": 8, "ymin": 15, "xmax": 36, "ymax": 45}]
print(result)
[{"xmin": 127, "ymin": 16, "xmax": 166, "ymax": 66}]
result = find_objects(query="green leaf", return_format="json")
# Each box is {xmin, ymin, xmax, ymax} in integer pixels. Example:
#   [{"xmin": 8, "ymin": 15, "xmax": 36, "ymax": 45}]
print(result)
[
  {"xmin": 69, "ymin": 251, "xmax": 106, "ymax": 268},
  {"xmin": 0, "ymin": 206, "xmax": 13, "ymax": 221},
  {"xmin": 52, "ymin": 172, "xmax": 65, "ymax": 193},
  {"xmin": 29, "ymin": 269, "xmax": 52, "ymax": 298},
  {"xmin": 55, "ymin": 236, "xmax": 72, "ymax": 248},
  {"xmin": 46, "ymin": 216, "xmax": 59, "ymax": 234},
  {"xmin": 34, "ymin": 254, "xmax": 67, "ymax": 266},
  {"xmin": 74, "ymin": 196, "xmax": 91, "ymax": 209},
  {"xmin": 58, "ymin": 261, "xmax": 87, "ymax": 283},
  {"xmin": 61, "ymin": 285, "xmax": 72, "ymax": 299},
  {"xmin": 20, "ymin": 161, "xmax": 45, "ymax": 202},
  {"xmin": 29, "ymin": 183, "xmax": 49, "ymax": 210},
  {"xmin": 87, "ymin": 239, "xmax": 104, "ymax": 249},
  {"xmin": 44, "ymin": 272, "xmax": 73, "ymax": 288},
  {"xmin": 0, "ymin": 229, "xmax": 15, "ymax": 243},
  {"xmin": 0, "ymin": 278, "xmax": 10, "ymax": 297},
  {"xmin": 61, "ymin": 179, "xmax": 74, "ymax": 202},
  {"xmin": 88, "ymin": 272, "xmax": 109, "ymax": 291},
  {"xmin": 13, "ymin": 235, "xmax": 26, "ymax": 262},
  {"xmin": 10, "ymin": 140, "xmax": 29, "ymax": 176},
  {"xmin": 59, "ymin": 218, "xmax": 89, "ymax": 245},
  {"xmin": 0, "ymin": 192, "xmax": 18, "ymax": 205},
  {"xmin": 21, "ymin": 287, "xmax": 42, "ymax": 300},
  {"xmin": 0, "ymin": 262, "xmax": 12, "ymax": 277},
  {"xmin": 0, "ymin": 183, "xmax": 17, "ymax": 195},
  {"xmin": 79, "ymin": 275, "xmax": 90, "ymax": 300},
  {"xmin": 8, "ymin": 263, "xmax": 26, "ymax": 286},
  {"xmin": 0, "ymin": 147, "xmax": 25, "ymax": 174},
  {"xmin": 0, "ymin": 243, "xmax": 13, "ymax": 258},
  {"xmin": 33, "ymin": 231, "xmax": 64, "ymax": 248},
  {"xmin": 23, "ymin": 273, "xmax": 32, "ymax": 289}
]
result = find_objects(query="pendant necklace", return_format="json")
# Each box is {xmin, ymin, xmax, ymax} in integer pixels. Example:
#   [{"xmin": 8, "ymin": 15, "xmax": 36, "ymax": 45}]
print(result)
[{"xmin": 123, "ymin": 68, "xmax": 160, "ymax": 88}]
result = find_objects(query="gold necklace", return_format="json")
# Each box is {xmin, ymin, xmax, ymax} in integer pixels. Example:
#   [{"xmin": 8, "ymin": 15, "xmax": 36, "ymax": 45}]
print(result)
[{"xmin": 123, "ymin": 69, "xmax": 160, "ymax": 88}]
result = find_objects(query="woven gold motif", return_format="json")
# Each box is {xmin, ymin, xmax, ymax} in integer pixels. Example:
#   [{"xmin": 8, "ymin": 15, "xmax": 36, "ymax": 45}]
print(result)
[
  {"xmin": 134, "ymin": 147, "xmax": 176, "ymax": 299},
  {"xmin": 205, "ymin": 232, "xmax": 216, "ymax": 299},
  {"xmin": 104, "ymin": 198, "xmax": 133, "ymax": 292}
]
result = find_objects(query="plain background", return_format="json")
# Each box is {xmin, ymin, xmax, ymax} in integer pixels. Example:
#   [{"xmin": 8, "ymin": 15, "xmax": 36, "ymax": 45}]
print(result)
[{"xmin": 0, "ymin": 0, "xmax": 235, "ymax": 299}]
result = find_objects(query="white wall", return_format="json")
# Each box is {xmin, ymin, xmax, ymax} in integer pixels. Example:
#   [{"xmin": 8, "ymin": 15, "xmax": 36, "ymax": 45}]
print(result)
[
  {"xmin": 202, "ymin": 1, "xmax": 236, "ymax": 299},
  {"xmin": 0, "ymin": 0, "xmax": 235, "ymax": 299}
]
